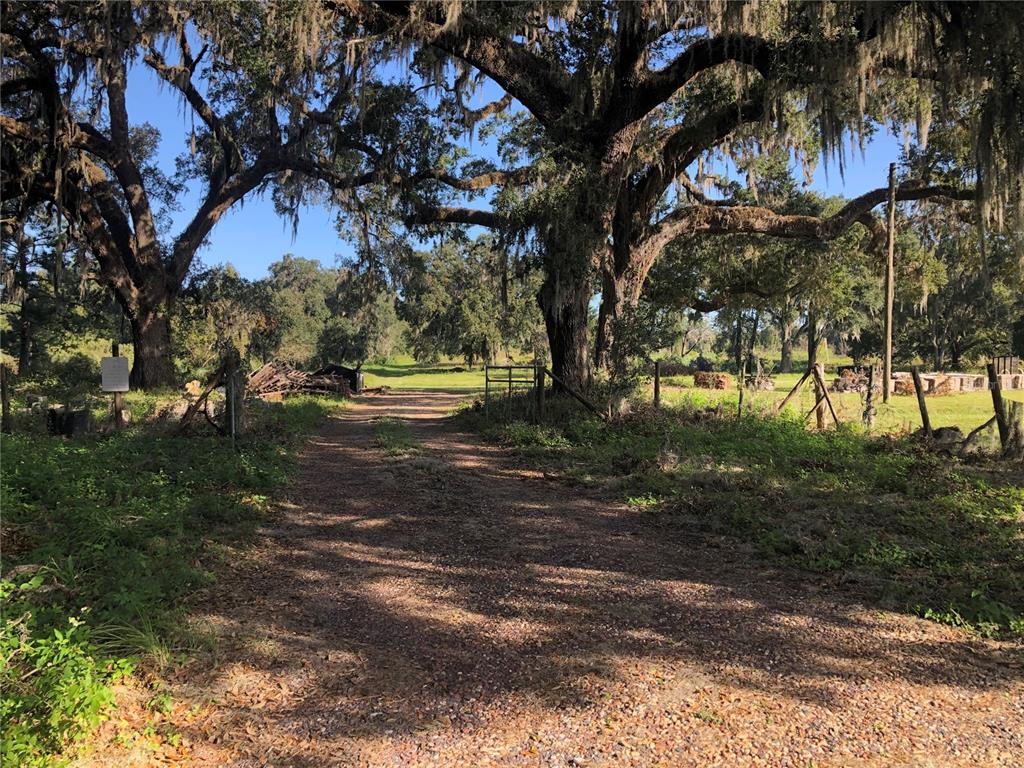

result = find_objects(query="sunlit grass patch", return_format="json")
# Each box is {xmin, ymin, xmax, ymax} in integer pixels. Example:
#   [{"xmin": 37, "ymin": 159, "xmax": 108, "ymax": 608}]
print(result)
[{"xmin": 374, "ymin": 416, "xmax": 418, "ymax": 455}]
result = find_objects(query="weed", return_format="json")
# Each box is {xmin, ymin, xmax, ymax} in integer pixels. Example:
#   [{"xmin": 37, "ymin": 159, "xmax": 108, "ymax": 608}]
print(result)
[
  {"xmin": 374, "ymin": 416, "xmax": 417, "ymax": 454},
  {"xmin": 694, "ymin": 707, "xmax": 723, "ymax": 725}
]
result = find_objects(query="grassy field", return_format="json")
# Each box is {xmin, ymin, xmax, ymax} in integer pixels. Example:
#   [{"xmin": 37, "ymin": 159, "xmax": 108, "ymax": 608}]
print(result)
[
  {"xmin": 661, "ymin": 371, "xmax": 1024, "ymax": 436},
  {"xmin": 361, "ymin": 360, "xmax": 1021, "ymax": 438},
  {"xmin": 362, "ymin": 357, "xmax": 494, "ymax": 390}
]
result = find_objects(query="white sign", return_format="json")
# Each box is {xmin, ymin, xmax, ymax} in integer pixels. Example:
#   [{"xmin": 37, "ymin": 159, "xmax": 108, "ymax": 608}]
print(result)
[{"xmin": 100, "ymin": 357, "xmax": 130, "ymax": 392}]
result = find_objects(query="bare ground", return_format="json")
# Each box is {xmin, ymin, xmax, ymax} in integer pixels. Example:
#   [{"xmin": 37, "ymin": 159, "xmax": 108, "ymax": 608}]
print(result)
[{"xmin": 87, "ymin": 391, "xmax": 1023, "ymax": 767}]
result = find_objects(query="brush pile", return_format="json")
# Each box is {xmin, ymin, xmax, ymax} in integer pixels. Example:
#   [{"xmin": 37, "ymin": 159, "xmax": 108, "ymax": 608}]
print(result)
[
  {"xmin": 248, "ymin": 361, "xmax": 351, "ymax": 399},
  {"xmin": 694, "ymin": 371, "xmax": 733, "ymax": 389}
]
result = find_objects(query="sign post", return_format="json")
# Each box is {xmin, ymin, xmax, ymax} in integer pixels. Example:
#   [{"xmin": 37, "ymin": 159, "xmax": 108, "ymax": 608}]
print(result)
[{"xmin": 101, "ymin": 356, "xmax": 130, "ymax": 428}]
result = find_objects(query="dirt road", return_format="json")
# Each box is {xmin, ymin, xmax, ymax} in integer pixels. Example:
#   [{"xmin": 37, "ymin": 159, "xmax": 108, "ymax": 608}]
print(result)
[{"xmin": 99, "ymin": 391, "xmax": 1023, "ymax": 767}]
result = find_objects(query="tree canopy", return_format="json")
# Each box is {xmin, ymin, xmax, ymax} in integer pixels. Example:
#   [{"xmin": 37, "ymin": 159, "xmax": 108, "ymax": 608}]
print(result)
[{"xmin": 3, "ymin": 0, "xmax": 1022, "ymax": 389}]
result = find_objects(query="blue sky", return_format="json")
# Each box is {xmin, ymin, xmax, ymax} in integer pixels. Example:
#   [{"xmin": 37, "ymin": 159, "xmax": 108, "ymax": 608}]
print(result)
[{"xmin": 127, "ymin": 61, "xmax": 904, "ymax": 281}]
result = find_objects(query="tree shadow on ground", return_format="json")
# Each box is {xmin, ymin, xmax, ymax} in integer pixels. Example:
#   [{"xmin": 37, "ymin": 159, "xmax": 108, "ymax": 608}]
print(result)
[{"xmin": 172, "ymin": 391, "xmax": 1023, "ymax": 762}]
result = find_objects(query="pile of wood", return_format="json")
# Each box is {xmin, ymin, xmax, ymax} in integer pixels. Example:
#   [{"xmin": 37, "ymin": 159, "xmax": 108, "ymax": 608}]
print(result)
[
  {"xmin": 892, "ymin": 375, "xmax": 918, "ymax": 396},
  {"xmin": 694, "ymin": 371, "xmax": 733, "ymax": 389},
  {"xmin": 744, "ymin": 375, "xmax": 776, "ymax": 391},
  {"xmin": 831, "ymin": 370, "xmax": 868, "ymax": 393},
  {"xmin": 248, "ymin": 361, "xmax": 351, "ymax": 399}
]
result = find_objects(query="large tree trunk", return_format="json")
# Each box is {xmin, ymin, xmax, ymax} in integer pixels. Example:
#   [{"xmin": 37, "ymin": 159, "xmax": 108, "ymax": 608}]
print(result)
[
  {"xmin": 129, "ymin": 307, "xmax": 176, "ymax": 390},
  {"xmin": 0, "ymin": 364, "xmax": 12, "ymax": 434},
  {"xmin": 594, "ymin": 269, "xmax": 626, "ymax": 372},
  {"xmin": 15, "ymin": 232, "xmax": 31, "ymax": 374},
  {"xmin": 18, "ymin": 296, "xmax": 30, "ymax": 376},
  {"xmin": 538, "ymin": 273, "xmax": 592, "ymax": 392}
]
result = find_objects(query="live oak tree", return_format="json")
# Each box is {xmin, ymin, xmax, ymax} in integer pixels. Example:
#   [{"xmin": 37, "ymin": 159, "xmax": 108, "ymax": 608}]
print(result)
[
  {"xmin": 1, "ymin": 2, "xmax": 389, "ymax": 388},
  {"xmin": 335, "ymin": 0, "xmax": 1022, "ymax": 390}
]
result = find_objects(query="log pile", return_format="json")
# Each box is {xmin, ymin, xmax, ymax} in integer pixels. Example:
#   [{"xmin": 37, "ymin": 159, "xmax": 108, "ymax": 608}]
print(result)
[
  {"xmin": 892, "ymin": 375, "xmax": 917, "ymax": 396},
  {"xmin": 694, "ymin": 371, "xmax": 733, "ymax": 389},
  {"xmin": 831, "ymin": 370, "xmax": 868, "ymax": 393},
  {"xmin": 248, "ymin": 361, "xmax": 351, "ymax": 398}
]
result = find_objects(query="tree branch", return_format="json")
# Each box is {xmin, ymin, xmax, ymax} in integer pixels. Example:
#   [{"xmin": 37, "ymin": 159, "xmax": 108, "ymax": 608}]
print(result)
[
  {"xmin": 101, "ymin": 56, "xmax": 161, "ymax": 263},
  {"xmin": 633, "ymin": 88, "xmax": 766, "ymax": 218},
  {"xmin": 651, "ymin": 182, "xmax": 972, "ymax": 245},
  {"xmin": 333, "ymin": 0, "xmax": 572, "ymax": 128},
  {"xmin": 143, "ymin": 46, "xmax": 243, "ymax": 177},
  {"xmin": 415, "ymin": 166, "xmax": 533, "ymax": 191},
  {"xmin": 408, "ymin": 205, "xmax": 501, "ymax": 228},
  {"xmin": 636, "ymin": 181, "xmax": 974, "ymax": 280}
]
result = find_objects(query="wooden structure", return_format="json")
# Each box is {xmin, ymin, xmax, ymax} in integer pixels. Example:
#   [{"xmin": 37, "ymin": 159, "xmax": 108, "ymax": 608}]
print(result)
[
  {"xmin": 911, "ymin": 367, "xmax": 932, "ymax": 438},
  {"xmin": 774, "ymin": 363, "xmax": 840, "ymax": 428},
  {"xmin": 248, "ymin": 361, "xmax": 350, "ymax": 398},
  {"xmin": 485, "ymin": 364, "xmax": 605, "ymax": 422}
]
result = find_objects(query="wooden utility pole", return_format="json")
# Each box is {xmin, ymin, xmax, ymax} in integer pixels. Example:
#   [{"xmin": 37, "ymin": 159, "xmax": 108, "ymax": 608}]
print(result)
[
  {"xmin": 863, "ymin": 365, "xmax": 876, "ymax": 428},
  {"xmin": 883, "ymin": 162, "xmax": 897, "ymax": 404}
]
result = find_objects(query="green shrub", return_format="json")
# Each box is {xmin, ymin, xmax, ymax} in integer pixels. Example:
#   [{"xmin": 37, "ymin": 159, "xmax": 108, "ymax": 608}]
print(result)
[{"xmin": 1, "ymin": 576, "xmax": 130, "ymax": 766}]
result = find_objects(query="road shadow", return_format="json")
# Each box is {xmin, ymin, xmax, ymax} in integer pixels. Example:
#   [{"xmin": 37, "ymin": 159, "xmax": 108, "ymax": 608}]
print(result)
[{"xmin": 171, "ymin": 390, "xmax": 1024, "ymax": 765}]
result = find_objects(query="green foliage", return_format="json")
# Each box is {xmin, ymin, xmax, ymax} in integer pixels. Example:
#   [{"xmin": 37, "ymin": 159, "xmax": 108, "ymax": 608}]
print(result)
[
  {"xmin": 373, "ymin": 416, "xmax": 417, "ymax": 455},
  {"xmin": 174, "ymin": 265, "xmax": 281, "ymax": 375},
  {"xmin": 463, "ymin": 403, "xmax": 1024, "ymax": 637},
  {"xmin": 317, "ymin": 271, "xmax": 404, "ymax": 366},
  {"xmin": 264, "ymin": 255, "xmax": 338, "ymax": 366},
  {"xmin": 25, "ymin": 354, "xmax": 100, "ymax": 405},
  {"xmin": 1, "ymin": 578, "xmax": 127, "ymax": 767},
  {"xmin": 399, "ymin": 235, "xmax": 544, "ymax": 366},
  {"xmin": 0, "ymin": 396, "xmax": 339, "ymax": 762}
]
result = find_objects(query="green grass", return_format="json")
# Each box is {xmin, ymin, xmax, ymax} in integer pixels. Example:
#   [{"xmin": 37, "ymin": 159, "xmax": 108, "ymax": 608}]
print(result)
[
  {"xmin": 373, "ymin": 416, "xmax": 418, "ymax": 454},
  {"xmin": 0, "ymin": 395, "xmax": 342, "ymax": 765},
  {"xmin": 362, "ymin": 356, "xmax": 491, "ymax": 390},
  {"xmin": 361, "ymin": 359, "xmax": 1019, "ymax": 438},
  {"xmin": 460, "ymin": 400, "xmax": 1024, "ymax": 638},
  {"xmin": 660, "ymin": 371, "xmax": 1024, "ymax": 437}
]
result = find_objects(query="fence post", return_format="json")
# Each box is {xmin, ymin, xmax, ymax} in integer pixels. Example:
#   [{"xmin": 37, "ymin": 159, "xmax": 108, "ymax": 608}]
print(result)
[
  {"xmin": 910, "ymin": 366, "xmax": 932, "ymax": 438},
  {"xmin": 484, "ymin": 365, "xmax": 491, "ymax": 415},
  {"xmin": 813, "ymin": 365, "xmax": 826, "ymax": 429},
  {"xmin": 653, "ymin": 360, "xmax": 661, "ymax": 408},
  {"xmin": 863, "ymin": 364, "xmax": 876, "ymax": 428},
  {"xmin": 535, "ymin": 365, "xmax": 545, "ymax": 422},
  {"xmin": 987, "ymin": 362, "xmax": 1009, "ymax": 451},
  {"xmin": 113, "ymin": 391, "xmax": 125, "ymax": 430}
]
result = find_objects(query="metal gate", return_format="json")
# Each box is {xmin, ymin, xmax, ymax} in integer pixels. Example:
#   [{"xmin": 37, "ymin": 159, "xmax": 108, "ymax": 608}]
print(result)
[{"xmin": 484, "ymin": 365, "xmax": 538, "ymax": 421}]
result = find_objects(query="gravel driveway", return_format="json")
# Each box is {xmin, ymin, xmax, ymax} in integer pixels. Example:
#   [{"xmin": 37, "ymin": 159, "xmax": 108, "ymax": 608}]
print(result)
[{"xmin": 87, "ymin": 390, "xmax": 1023, "ymax": 767}]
